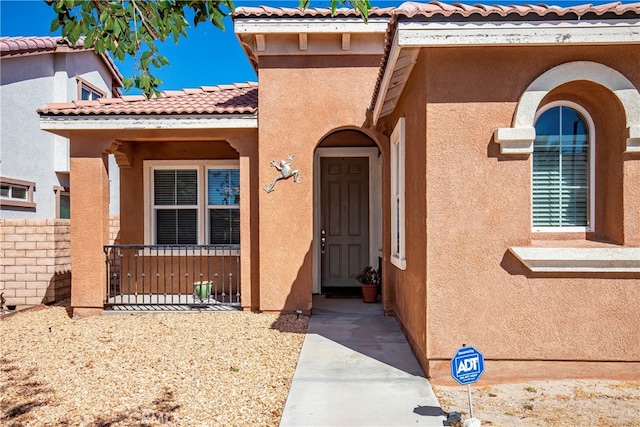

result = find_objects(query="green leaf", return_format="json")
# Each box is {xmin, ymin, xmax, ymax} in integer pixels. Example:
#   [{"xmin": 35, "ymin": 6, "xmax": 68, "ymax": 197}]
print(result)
[
  {"xmin": 69, "ymin": 22, "xmax": 81, "ymax": 42},
  {"xmin": 157, "ymin": 55, "xmax": 169, "ymax": 66},
  {"xmin": 50, "ymin": 18, "xmax": 61, "ymax": 33},
  {"xmin": 43, "ymin": 0, "xmax": 368, "ymax": 98}
]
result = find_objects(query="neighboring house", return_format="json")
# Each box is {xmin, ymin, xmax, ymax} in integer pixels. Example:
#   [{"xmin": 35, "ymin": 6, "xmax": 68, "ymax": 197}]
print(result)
[
  {"xmin": 37, "ymin": 2, "xmax": 639, "ymax": 382},
  {"xmin": 0, "ymin": 36, "xmax": 122, "ymax": 307}
]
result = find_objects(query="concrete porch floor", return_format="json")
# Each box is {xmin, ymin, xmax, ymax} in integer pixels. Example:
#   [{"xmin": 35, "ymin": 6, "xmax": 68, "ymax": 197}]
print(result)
[{"xmin": 280, "ymin": 295, "xmax": 446, "ymax": 426}]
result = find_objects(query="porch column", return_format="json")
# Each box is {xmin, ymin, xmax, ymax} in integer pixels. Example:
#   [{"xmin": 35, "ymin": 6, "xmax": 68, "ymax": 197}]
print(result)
[
  {"xmin": 70, "ymin": 137, "xmax": 111, "ymax": 317},
  {"xmin": 239, "ymin": 154, "xmax": 252, "ymax": 310}
]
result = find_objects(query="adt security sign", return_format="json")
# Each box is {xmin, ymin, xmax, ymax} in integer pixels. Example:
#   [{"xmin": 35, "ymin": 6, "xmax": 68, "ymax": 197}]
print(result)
[{"xmin": 451, "ymin": 346, "xmax": 485, "ymax": 385}]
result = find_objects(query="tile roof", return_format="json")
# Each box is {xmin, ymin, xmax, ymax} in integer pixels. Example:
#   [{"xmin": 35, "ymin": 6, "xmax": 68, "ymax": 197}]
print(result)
[
  {"xmin": 234, "ymin": 1, "xmax": 640, "ymax": 20},
  {"xmin": 38, "ymin": 82, "xmax": 258, "ymax": 116},
  {"xmin": 392, "ymin": 1, "xmax": 640, "ymax": 19},
  {"xmin": 1, "ymin": 36, "xmax": 123, "ymax": 87},
  {"xmin": 233, "ymin": 5, "xmax": 394, "ymax": 18},
  {"xmin": 1, "ymin": 36, "xmax": 83, "ymax": 56}
]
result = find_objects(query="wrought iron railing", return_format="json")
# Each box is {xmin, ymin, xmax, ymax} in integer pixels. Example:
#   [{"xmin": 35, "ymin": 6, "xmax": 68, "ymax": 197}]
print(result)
[{"xmin": 104, "ymin": 245, "xmax": 240, "ymax": 307}]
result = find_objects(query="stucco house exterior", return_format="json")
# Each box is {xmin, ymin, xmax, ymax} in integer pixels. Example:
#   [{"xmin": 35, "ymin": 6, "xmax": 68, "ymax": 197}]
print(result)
[
  {"xmin": 37, "ymin": 2, "xmax": 639, "ymax": 382},
  {"xmin": 0, "ymin": 36, "xmax": 122, "ymax": 308}
]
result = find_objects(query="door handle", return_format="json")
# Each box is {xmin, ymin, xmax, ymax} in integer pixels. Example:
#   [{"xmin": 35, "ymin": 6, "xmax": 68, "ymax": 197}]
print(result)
[{"xmin": 321, "ymin": 230, "xmax": 326, "ymax": 255}]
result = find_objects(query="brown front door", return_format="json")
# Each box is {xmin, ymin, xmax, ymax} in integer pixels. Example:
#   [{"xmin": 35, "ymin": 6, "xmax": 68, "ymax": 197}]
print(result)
[{"xmin": 320, "ymin": 157, "xmax": 369, "ymax": 288}]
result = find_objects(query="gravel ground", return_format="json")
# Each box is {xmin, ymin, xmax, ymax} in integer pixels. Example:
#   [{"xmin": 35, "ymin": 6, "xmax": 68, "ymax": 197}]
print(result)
[
  {"xmin": 433, "ymin": 380, "xmax": 640, "ymax": 426},
  {"xmin": 0, "ymin": 304, "xmax": 308, "ymax": 426},
  {"xmin": 3, "ymin": 304, "xmax": 639, "ymax": 427}
]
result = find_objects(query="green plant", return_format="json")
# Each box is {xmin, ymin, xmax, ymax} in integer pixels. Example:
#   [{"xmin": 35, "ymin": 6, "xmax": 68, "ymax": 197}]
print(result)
[
  {"xmin": 357, "ymin": 266, "xmax": 380, "ymax": 285},
  {"xmin": 193, "ymin": 281, "xmax": 212, "ymax": 301}
]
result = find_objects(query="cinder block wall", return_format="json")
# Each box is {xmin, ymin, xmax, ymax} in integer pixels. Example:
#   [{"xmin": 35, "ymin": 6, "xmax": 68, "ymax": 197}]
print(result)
[
  {"xmin": 109, "ymin": 215, "xmax": 120, "ymax": 245},
  {"xmin": 0, "ymin": 219, "xmax": 71, "ymax": 308}
]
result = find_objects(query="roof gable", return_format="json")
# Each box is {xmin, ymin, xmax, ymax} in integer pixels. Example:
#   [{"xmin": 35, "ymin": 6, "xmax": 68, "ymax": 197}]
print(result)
[{"xmin": 1, "ymin": 36, "xmax": 123, "ymax": 89}]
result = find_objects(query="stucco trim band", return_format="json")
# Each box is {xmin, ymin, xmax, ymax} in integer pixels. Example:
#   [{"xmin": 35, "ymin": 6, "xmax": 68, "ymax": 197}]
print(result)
[
  {"xmin": 509, "ymin": 247, "xmax": 640, "ymax": 273},
  {"xmin": 40, "ymin": 115, "xmax": 258, "ymax": 130},
  {"xmin": 396, "ymin": 20, "xmax": 640, "ymax": 47},
  {"xmin": 234, "ymin": 17, "xmax": 389, "ymax": 35}
]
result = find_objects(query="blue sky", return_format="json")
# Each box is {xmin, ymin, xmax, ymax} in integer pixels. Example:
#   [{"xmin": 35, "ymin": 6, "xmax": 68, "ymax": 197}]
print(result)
[{"xmin": 0, "ymin": 0, "xmax": 629, "ymax": 93}]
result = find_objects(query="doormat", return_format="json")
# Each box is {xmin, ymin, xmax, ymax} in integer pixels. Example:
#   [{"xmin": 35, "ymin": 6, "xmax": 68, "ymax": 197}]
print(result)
[
  {"xmin": 322, "ymin": 287, "xmax": 362, "ymax": 299},
  {"xmin": 324, "ymin": 293, "xmax": 362, "ymax": 299}
]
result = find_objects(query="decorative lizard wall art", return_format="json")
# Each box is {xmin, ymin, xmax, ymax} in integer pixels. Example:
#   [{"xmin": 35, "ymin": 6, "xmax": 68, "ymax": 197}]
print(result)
[{"xmin": 264, "ymin": 154, "xmax": 301, "ymax": 193}]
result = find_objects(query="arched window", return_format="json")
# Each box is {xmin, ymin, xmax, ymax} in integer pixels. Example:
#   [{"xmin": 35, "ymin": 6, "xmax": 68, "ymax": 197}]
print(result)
[{"xmin": 532, "ymin": 102, "xmax": 594, "ymax": 231}]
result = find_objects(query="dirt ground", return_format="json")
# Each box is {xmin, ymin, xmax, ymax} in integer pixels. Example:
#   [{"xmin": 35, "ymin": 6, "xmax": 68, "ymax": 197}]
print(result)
[
  {"xmin": 0, "ymin": 304, "xmax": 308, "ymax": 426},
  {"xmin": 2, "ymin": 304, "xmax": 639, "ymax": 426},
  {"xmin": 433, "ymin": 380, "xmax": 640, "ymax": 426}
]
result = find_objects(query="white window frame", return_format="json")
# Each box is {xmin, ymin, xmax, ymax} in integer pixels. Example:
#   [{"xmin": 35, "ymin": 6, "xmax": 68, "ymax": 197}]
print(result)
[
  {"xmin": 0, "ymin": 177, "xmax": 36, "ymax": 209},
  {"xmin": 143, "ymin": 160, "xmax": 239, "ymax": 245},
  {"xmin": 77, "ymin": 76, "xmax": 105, "ymax": 100},
  {"xmin": 532, "ymin": 101, "xmax": 595, "ymax": 233},
  {"xmin": 390, "ymin": 118, "xmax": 406, "ymax": 270}
]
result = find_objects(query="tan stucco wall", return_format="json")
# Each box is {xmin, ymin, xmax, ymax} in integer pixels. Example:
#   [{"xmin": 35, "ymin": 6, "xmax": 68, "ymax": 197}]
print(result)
[
  {"xmin": 257, "ymin": 55, "xmax": 383, "ymax": 312},
  {"xmin": 382, "ymin": 52, "xmax": 430, "ymax": 372},
  {"xmin": 116, "ymin": 130, "xmax": 259, "ymax": 310},
  {"xmin": 381, "ymin": 45, "xmax": 640, "ymax": 381},
  {"xmin": 69, "ymin": 137, "xmax": 111, "ymax": 317}
]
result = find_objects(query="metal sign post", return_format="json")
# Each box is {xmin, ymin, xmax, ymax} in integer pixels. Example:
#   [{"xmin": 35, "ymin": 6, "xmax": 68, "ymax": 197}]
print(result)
[{"xmin": 451, "ymin": 346, "xmax": 485, "ymax": 421}]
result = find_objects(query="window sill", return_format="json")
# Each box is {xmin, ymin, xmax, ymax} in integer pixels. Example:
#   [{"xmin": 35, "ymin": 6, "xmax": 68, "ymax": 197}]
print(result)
[
  {"xmin": 390, "ymin": 255, "xmax": 406, "ymax": 271},
  {"xmin": 0, "ymin": 199, "xmax": 36, "ymax": 209},
  {"xmin": 509, "ymin": 246, "xmax": 640, "ymax": 273}
]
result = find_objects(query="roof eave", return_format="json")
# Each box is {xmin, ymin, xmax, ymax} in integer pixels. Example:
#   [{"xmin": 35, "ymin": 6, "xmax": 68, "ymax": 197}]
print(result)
[
  {"xmin": 371, "ymin": 18, "xmax": 640, "ymax": 125},
  {"xmin": 234, "ymin": 16, "xmax": 390, "ymax": 67},
  {"xmin": 39, "ymin": 113, "xmax": 259, "ymax": 132}
]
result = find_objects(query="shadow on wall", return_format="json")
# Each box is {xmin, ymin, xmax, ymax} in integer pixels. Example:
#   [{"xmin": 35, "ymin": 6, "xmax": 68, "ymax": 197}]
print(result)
[
  {"xmin": 486, "ymin": 135, "xmax": 530, "ymax": 162},
  {"xmin": 46, "ymin": 271, "xmax": 71, "ymax": 305},
  {"xmin": 269, "ymin": 243, "xmax": 313, "ymax": 334}
]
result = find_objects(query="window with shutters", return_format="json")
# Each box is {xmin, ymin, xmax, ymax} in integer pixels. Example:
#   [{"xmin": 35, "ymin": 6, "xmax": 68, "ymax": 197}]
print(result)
[
  {"xmin": 144, "ymin": 161, "xmax": 239, "ymax": 245},
  {"xmin": 532, "ymin": 102, "xmax": 594, "ymax": 232}
]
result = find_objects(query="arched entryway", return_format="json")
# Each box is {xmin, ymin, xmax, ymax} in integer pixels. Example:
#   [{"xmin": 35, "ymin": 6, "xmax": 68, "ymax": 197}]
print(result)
[{"xmin": 312, "ymin": 129, "xmax": 383, "ymax": 295}]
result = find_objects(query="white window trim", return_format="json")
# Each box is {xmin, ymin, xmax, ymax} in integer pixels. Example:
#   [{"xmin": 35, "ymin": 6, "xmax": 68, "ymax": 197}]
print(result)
[
  {"xmin": 390, "ymin": 118, "xmax": 406, "ymax": 270},
  {"xmin": 143, "ymin": 160, "xmax": 239, "ymax": 245},
  {"xmin": 532, "ymin": 101, "xmax": 596, "ymax": 233}
]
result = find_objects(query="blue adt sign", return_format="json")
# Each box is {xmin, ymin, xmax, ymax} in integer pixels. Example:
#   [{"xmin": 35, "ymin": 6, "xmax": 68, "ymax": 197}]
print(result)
[{"xmin": 451, "ymin": 346, "xmax": 485, "ymax": 385}]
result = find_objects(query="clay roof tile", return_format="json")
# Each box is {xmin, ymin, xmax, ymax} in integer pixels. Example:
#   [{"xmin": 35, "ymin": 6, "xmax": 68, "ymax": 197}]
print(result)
[{"xmin": 38, "ymin": 82, "xmax": 258, "ymax": 116}]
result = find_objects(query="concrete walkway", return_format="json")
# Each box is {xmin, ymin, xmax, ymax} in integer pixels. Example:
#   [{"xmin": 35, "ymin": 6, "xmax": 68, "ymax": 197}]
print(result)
[{"xmin": 281, "ymin": 296, "xmax": 446, "ymax": 426}]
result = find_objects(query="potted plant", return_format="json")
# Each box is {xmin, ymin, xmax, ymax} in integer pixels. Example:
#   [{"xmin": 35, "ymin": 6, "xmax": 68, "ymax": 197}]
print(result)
[
  {"xmin": 193, "ymin": 281, "xmax": 212, "ymax": 302},
  {"xmin": 357, "ymin": 266, "xmax": 380, "ymax": 303}
]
